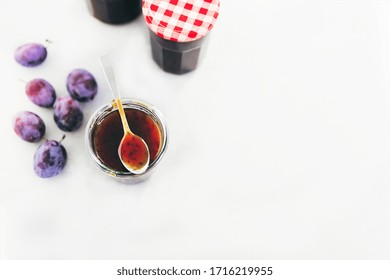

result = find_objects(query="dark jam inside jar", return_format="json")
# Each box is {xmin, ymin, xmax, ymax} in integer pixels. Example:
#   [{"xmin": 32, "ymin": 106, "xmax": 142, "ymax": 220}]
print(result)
[
  {"xmin": 149, "ymin": 31, "xmax": 205, "ymax": 74},
  {"xmin": 93, "ymin": 108, "xmax": 162, "ymax": 172},
  {"xmin": 89, "ymin": 0, "xmax": 141, "ymax": 24}
]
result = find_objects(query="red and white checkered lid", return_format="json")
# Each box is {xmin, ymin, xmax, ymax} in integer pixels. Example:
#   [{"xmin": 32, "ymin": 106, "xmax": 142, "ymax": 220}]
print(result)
[{"xmin": 142, "ymin": 0, "xmax": 220, "ymax": 42}]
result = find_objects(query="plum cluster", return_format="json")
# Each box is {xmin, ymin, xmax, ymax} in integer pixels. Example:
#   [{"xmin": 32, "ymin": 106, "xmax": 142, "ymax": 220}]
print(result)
[{"xmin": 13, "ymin": 42, "xmax": 98, "ymax": 178}]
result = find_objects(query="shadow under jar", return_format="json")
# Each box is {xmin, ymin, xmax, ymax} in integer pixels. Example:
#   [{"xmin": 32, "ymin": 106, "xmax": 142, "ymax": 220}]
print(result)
[
  {"xmin": 85, "ymin": 98, "xmax": 168, "ymax": 184},
  {"xmin": 87, "ymin": 0, "xmax": 142, "ymax": 24},
  {"xmin": 142, "ymin": 0, "xmax": 220, "ymax": 74}
]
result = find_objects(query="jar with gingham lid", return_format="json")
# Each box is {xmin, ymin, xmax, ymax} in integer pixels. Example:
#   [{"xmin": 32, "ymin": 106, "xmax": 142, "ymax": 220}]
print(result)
[{"xmin": 142, "ymin": 0, "xmax": 220, "ymax": 74}]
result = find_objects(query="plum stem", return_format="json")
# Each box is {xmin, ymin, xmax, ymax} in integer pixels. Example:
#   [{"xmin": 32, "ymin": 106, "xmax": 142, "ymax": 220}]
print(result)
[
  {"xmin": 44, "ymin": 39, "xmax": 53, "ymax": 49},
  {"xmin": 18, "ymin": 78, "xmax": 27, "ymax": 84},
  {"xmin": 59, "ymin": 135, "xmax": 66, "ymax": 143}
]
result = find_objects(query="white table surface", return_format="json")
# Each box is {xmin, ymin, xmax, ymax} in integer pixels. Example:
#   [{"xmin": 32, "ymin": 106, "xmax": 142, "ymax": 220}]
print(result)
[{"xmin": 1, "ymin": 0, "xmax": 390, "ymax": 259}]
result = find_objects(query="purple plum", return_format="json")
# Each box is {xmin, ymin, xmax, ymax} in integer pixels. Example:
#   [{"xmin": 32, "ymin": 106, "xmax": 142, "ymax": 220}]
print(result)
[
  {"xmin": 66, "ymin": 69, "xmax": 98, "ymax": 102},
  {"xmin": 34, "ymin": 137, "xmax": 67, "ymax": 178},
  {"xmin": 26, "ymin": 79, "xmax": 56, "ymax": 108},
  {"xmin": 15, "ymin": 43, "xmax": 47, "ymax": 67},
  {"xmin": 53, "ymin": 96, "xmax": 83, "ymax": 132},
  {"xmin": 13, "ymin": 111, "xmax": 46, "ymax": 143}
]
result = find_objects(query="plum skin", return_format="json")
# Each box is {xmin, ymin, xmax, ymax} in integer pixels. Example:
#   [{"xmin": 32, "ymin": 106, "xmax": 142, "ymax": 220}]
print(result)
[
  {"xmin": 66, "ymin": 69, "xmax": 98, "ymax": 102},
  {"xmin": 34, "ymin": 140, "xmax": 67, "ymax": 178},
  {"xmin": 13, "ymin": 111, "xmax": 46, "ymax": 143},
  {"xmin": 26, "ymin": 79, "xmax": 56, "ymax": 108},
  {"xmin": 15, "ymin": 43, "xmax": 47, "ymax": 67},
  {"xmin": 53, "ymin": 96, "xmax": 83, "ymax": 132}
]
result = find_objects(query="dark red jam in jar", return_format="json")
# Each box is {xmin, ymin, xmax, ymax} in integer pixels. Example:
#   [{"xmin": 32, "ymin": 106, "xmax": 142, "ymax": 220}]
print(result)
[
  {"xmin": 88, "ymin": 0, "xmax": 142, "ymax": 24},
  {"xmin": 149, "ymin": 31, "xmax": 205, "ymax": 74},
  {"xmin": 142, "ymin": 0, "xmax": 220, "ymax": 74},
  {"xmin": 93, "ymin": 108, "xmax": 162, "ymax": 172}
]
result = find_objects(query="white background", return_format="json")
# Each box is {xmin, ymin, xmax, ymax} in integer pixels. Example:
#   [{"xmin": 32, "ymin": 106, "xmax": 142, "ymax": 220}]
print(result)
[{"xmin": 1, "ymin": 0, "xmax": 390, "ymax": 259}]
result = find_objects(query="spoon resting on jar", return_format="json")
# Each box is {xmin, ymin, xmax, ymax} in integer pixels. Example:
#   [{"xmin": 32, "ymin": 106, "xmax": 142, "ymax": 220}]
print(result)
[{"xmin": 100, "ymin": 55, "xmax": 150, "ymax": 174}]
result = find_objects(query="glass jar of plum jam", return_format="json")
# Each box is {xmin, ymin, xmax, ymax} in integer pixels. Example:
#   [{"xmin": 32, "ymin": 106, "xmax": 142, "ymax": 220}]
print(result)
[
  {"xmin": 86, "ymin": 0, "xmax": 142, "ymax": 24},
  {"xmin": 85, "ymin": 98, "xmax": 168, "ymax": 184},
  {"xmin": 142, "ymin": 0, "xmax": 220, "ymax": 74}
]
